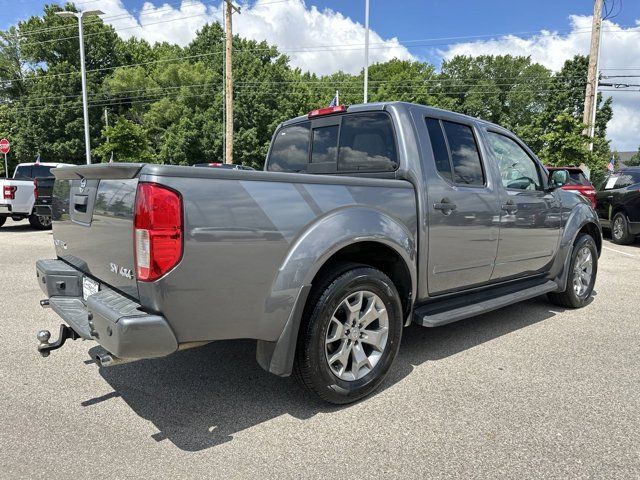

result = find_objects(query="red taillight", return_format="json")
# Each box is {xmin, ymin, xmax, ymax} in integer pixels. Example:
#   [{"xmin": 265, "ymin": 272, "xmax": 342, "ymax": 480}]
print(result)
[
  {"xmin": 133, "ymin": 182, "xmax": 183, "ymax": 282},
  {"xmin": 3, "ymin": 185, "xmax": 16, "ymax": 199},
  {"xmin": 209, "ymin": 163, "xmax": 223, "ymax": 167},
  {"xmin": 34, "ymin": 179, "xmax": 38, "ymax": 200},
  {"xmin": 308, "ymin": 105, "xmax": 347, "ymax": 118}
]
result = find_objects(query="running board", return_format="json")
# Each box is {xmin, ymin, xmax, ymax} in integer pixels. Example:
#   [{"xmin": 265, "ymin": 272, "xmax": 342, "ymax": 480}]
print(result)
[{"xmin": 413, "ymin": 280, "xmax": 558, "ymax": 328}]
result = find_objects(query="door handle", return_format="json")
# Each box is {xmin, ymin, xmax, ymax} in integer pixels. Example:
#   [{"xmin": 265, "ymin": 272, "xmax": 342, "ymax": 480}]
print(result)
[
  {"xmin": 501, "ymin": 201, "xmax": 518, "ymax": 214},
  {"xmin": 433, "ymin": 198, "xmax": 457, "ymax": 215}
]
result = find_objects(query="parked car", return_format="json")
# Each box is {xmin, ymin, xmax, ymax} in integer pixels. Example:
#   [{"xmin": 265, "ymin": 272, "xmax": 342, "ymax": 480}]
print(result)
[
  {"xmin": 0, "ymin": 162, "xmax": 70, "ymax": 229},
  {"xmin": 546, "ymin": 166, "xmax": 596, "ymax": 208},
  {"xmin": 595, "ymin": 167, "xmax": 640, "ymax": 244},
  {"xmin": 194, "ymin": 162, "xmax": 255, "ymax": 170},
  {"xmin": 34, "ymin": 102, "xmax": 601, "ymax": 404}
]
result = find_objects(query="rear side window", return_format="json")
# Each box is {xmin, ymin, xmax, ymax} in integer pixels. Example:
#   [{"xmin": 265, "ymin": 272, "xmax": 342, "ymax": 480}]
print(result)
[
  {"xmin": 614, "ymin": 171, "xmax": 640, "ymax": 189},
  {"xmin": 425, "ymin": 118, "xmax": 485, "ymax": 186},
  {"xmin": 267, "ymin": 123, "xmax": 310, "ymax": 172},
  {"xmin": 338, "ymin": 112, "xmax": 397, "ymax": 172},
  {"xmin": 311, "ymin": 125, "xmax": 339, "ymax": 164},
  {"xmin": 442, "ymin": 122, "xmax": 484, "ymax": 186},
  {"xmin": 425, "ymin": 118, "xmax": 453, "ymax": 182}
]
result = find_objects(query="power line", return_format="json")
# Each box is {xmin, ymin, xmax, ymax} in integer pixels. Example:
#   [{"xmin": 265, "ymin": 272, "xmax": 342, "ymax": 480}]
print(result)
[
  {"xmin": 3, "ymin": 76, "xmax": 584, "ymax": 105},
  {"xmin": 5, "ymin": 84, "xmax": 601, "ymax": 113}
]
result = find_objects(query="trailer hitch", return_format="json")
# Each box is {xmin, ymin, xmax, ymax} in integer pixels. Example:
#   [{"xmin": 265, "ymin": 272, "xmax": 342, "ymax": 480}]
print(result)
[{"xmin": 37, "ymin": 324, "xmax": 80, "ymax": 357}]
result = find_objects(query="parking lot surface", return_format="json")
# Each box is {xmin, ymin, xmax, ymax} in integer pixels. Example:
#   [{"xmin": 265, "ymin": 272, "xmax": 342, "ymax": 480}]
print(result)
[{"xmin": 1, "ymin": 219, "xmax": 638, "ymax": 479}]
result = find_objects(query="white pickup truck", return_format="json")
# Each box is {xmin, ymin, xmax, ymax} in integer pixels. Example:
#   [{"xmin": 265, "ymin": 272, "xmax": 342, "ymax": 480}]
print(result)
[{"xmin": 0, "ymin": 162, "xmax": 71, "ymax": 230}]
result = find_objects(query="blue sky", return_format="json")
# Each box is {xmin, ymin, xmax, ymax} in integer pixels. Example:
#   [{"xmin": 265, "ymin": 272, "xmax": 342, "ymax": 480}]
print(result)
[
  {"xmin": 2, "ymin": 1, "xmax": 640, "ymax": 149},
  {"xmin": 4, "ymin": 1, "xmax": 640, "ymax": 60}
]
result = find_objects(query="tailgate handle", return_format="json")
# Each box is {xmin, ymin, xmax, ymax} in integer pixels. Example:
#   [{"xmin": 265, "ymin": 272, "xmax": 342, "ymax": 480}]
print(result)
[
  {"xmin": 73, "ymin": 195, "xmax": 88, "ymax": 206},
  {"xmin": 73, "ymin": 194, "xmax": 88, "ymax": 213}
]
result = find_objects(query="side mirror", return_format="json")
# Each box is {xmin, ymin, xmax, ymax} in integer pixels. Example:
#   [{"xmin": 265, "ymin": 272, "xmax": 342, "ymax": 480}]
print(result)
[{"xmin": 549, "ymin": 169, "xmax": 569, "ymax": 189}]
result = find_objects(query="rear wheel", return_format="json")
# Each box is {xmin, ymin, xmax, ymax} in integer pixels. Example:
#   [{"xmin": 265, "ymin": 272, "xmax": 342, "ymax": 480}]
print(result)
[
  {"xmin": 0, "ymin": 216, "xmax": 6, "ymax": 228},
  {"xmin": 28, "ymin": 213, "xmax": 52, "ymax": 230},
  {"xmin": 294, "ymin": 264, "xmax": 403, "ymax": 404},
  {"xmin": 611, "ymin": 212, "xmax": 634, "ymax": 245},
  {"xmin": 548, "ymin": 233, "xmax": 598, "ymax": 308}
]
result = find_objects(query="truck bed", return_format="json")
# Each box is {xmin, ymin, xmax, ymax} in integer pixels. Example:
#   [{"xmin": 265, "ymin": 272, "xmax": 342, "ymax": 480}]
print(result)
[{"xmin": 50, "ymin": 163, "xmax": 417, "ymax": 344}]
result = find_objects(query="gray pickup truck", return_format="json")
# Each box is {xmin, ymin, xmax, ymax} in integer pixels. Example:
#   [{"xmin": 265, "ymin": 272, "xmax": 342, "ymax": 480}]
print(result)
[{"xmin": 35, "ymin": 102, "xmax": 601, "ymax": 404}]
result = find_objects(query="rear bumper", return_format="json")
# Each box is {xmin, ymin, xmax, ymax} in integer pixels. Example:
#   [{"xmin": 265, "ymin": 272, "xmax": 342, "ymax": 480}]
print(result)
[
  {"xmin": 34, "ymin": 204, "xmax": 51, "ymax": 217},
  {"xmin": 36, "ymin": 259, "xmax": 178, "ymax": 359}
]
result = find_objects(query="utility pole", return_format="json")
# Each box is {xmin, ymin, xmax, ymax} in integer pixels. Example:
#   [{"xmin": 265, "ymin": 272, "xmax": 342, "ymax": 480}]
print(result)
[
  {"xmin": 56, "ymin": 9, "xmax": 105, "ymax": 164},
  {"xmin": 363, "ymin": 0, "xmax": 370, "ymax": 103},
  {"xmin": 104, "ymin": 107, "xmax": 113, "ymax": 162},
  {"xmin": 224, "ymin": 1, "xmax": 240, "ymax": 165},
  {"xmin": 582, "ymin": 0, "xmax": 603, "ymax": 152}
]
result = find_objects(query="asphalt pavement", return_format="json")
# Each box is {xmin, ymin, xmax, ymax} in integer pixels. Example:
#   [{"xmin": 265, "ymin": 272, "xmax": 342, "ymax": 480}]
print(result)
[{"xmin": 1, "ymin": 218, "xmax": 638, "ymax": 479}]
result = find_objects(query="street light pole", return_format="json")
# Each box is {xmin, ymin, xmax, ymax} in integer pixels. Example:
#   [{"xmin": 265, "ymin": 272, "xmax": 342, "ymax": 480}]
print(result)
[{"xmin": 56, "ymin": 9, "xmax": 104, "ymax": 165}]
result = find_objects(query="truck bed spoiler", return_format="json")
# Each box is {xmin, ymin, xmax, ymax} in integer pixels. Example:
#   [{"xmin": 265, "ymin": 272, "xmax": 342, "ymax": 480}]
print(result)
[{"xmin": 52, "ymin": 163, "xmax": 144, "ymax": 180}]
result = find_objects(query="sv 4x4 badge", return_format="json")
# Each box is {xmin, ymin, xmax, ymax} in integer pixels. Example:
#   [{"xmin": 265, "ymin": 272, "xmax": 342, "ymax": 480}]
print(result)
[{"xmin": 110, "ymin": 262, "xmax": 134, "ymax": 279}]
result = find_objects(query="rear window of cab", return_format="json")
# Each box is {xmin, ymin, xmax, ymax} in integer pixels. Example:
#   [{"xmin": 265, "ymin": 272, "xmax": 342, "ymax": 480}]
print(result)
[{"xmin": 267, "ymin": 112, "xmax": 398, "ymax": 174}]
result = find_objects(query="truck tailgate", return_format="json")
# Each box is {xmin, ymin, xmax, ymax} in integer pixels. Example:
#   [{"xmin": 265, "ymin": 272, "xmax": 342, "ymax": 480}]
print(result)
[{"xmin": 51, "ymin": 164, "xmax": 143, "ymax": 299}]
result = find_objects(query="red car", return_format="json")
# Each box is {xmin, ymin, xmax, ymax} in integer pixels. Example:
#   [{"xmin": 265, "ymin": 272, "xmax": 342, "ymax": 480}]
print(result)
[{"xmin": 546, "ymin": 166, "xmax": 596, "ymax": 208}]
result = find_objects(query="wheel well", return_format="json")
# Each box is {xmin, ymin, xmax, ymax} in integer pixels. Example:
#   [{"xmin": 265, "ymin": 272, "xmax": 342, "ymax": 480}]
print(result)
[
  {"xmin": 310, "ymin": 242, "xmax": 413, "ymax": 318},
  {"xmin": 611, "ymin": 206, "xmax": 626, "ymax": 221},
  {"xmin": 577, "ymin": 222, "xmax": 602, "ymax": 255}
]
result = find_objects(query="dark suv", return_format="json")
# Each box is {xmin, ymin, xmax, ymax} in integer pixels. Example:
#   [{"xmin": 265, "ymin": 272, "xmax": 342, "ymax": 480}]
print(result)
[{"xmin": 595, "ymin": 167, "xmax": 640, "ymax": 244}]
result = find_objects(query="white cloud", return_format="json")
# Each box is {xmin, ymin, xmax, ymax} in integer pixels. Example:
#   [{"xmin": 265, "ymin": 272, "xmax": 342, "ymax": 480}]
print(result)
[
  {"xmin": 439, "ymin": 15, "xmax": 640, "ymax": 151},
  {"xmin": 98, "ymin": 0, "xmax": 413, "ymax": 75}
]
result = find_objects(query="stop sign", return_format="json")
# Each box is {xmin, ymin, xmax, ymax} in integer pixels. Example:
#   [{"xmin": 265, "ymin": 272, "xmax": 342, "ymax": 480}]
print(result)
[{"xmin": 0, "ymin": 139, "xmax": 9, "ymax": 154}]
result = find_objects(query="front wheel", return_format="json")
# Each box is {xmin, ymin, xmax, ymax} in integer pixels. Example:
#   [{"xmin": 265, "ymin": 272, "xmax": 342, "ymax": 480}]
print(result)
[
  {"xmin": 28, "ymin": 213, "xmax": 52, "ymax": 230},
  {"xmin": 0, "ymin": 216, "xmax": 6, "ymax": 228},
  {"xmin": 548, "ymin": 233, "xmax": 598, "ymax": 308},
  {"xmin": 294, "ymin": 264, "xmax": 403, "ymax": 404}
]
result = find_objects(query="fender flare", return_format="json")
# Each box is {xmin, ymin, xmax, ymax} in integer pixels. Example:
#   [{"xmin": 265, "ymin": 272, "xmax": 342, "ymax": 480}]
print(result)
[
  {"xmin": 256, "ymin": 206, "xmax": 417, "ymax": 377},
  {"xmin": 550, "ymin": 203, "xmax": 602, "ymax": 292}
]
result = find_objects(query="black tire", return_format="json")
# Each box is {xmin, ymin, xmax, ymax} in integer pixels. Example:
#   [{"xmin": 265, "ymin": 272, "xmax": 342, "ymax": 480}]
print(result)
[
  {"xmin": 0, "ymin": 216, "xmax": 6, "ymax": 228},
  {"xmin": 611, "ymin": 212, "xmax": 634, "ymax": 245},
  {"xmin": 294, "ymin": 263, "xmax": 403, "ymax": 404},
  {"xmin": 548, "ymin": 234, "xmax": 598, "ymax": 308},
  {"xmin": 28, "ymin": 213, "xmax": 52, "ymax": 230}
]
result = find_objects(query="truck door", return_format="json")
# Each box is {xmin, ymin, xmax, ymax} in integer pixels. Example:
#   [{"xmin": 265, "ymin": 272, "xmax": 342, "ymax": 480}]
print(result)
[
  {"xmin": 483, "ymin": 130, "xmax": 561, "ymax": 281},
  {"xmin": 421, "ymin": 116, "xmax": 501, "ymax": 295}
]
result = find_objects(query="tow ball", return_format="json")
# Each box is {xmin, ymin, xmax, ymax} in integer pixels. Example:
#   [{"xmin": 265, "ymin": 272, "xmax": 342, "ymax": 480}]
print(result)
[{"xmin": 37, "ymin": 324, "xmax": 80, "ymax": 357}]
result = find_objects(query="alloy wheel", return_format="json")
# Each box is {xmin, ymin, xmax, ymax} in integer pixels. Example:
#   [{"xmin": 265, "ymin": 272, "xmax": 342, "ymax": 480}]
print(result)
[
  {"xmin": 38, "ymin": 215, "xmax": 52, "ymax": 228},
  {"xmin": 324, "ymin": 290, "xmax": 389, "ymax": 381},
  {"xmin": 572, "ymin": 246, "xmax": 593, "ymax": 297},
  {"xmin": 613, "ymin": 216, "xmax": 624, "ymax": 240}
]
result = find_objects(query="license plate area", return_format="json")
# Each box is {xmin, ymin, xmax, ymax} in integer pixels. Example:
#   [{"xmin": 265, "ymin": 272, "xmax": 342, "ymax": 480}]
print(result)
[{"xmin": 82, "ymin": 276, "xmax": 100, "ymax": 301}]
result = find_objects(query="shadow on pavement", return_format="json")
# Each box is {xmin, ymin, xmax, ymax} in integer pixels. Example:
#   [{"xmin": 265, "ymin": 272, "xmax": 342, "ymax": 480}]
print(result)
[
  {"xmin": 0, "ymin": 222, "xmax": 38, "ymax": 232},
  {"xmin": 86, "ymin": 297, "xmax": 564, "ymax": 451}
]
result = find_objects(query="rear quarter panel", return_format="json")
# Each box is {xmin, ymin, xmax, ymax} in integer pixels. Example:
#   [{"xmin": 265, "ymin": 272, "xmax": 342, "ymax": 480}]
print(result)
[{"xmin": 136, "ymin": 170, "xmax": 417, "ymax": 343}]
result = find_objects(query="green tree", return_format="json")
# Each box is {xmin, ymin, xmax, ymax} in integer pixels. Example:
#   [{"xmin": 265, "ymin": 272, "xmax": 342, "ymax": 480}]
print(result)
[
  {"xmin": 626, "ymin": 147, "xmax": 640, "ymax": 166},
  {"xmin": 94, "ymin": 117, "xmax": 150, "ymax": 162}
]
